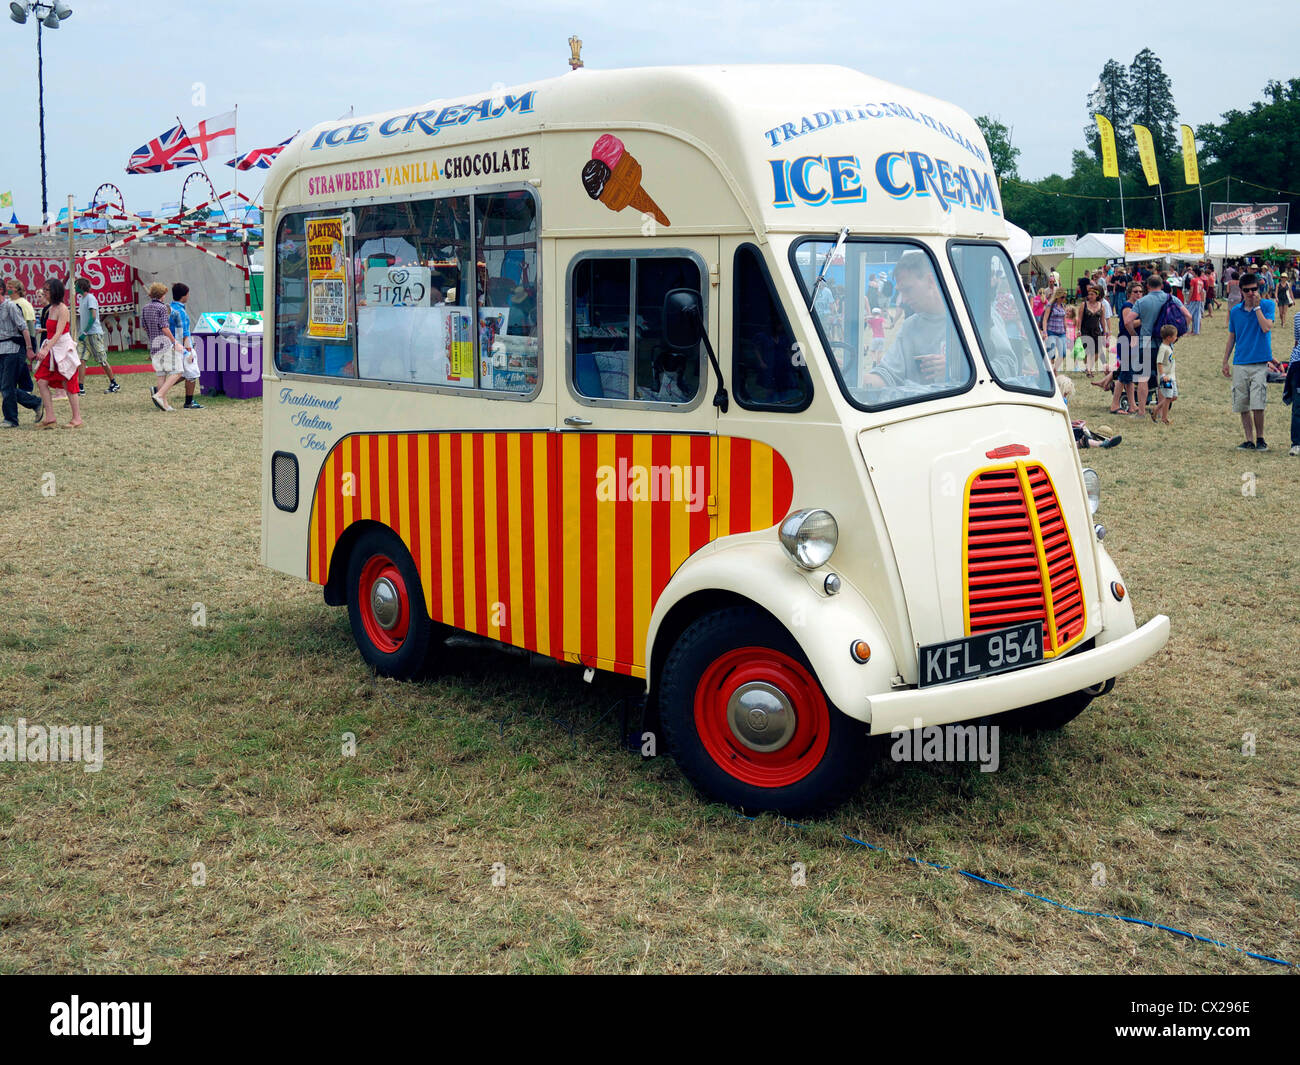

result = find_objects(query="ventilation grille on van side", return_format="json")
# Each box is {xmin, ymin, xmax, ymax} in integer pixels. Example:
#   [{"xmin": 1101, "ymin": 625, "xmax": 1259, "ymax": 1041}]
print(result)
[{"xmin": 271, "ymin": 451, "xmax": 299, "ymax": 513}]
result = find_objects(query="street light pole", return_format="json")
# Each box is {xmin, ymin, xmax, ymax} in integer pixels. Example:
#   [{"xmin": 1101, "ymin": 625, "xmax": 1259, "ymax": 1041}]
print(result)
[
  {"xmin": 37, "ymin": 17, "xmax": 46, "ymax": 221},
  {"xmin": 8, "ymin": 2, "xmax": 74, "ymax": 224}
]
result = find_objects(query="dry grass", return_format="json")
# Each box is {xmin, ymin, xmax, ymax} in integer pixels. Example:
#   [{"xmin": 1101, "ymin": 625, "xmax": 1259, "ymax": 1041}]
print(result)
[{"xmin": 0, "ymin": 313, "xmax": 1296, "ymax": 974}]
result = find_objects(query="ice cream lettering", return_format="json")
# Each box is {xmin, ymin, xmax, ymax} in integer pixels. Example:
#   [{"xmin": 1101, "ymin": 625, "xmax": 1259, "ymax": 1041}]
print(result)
[{"xmin": 579, "ymin": 135, "xmax": 670, "ymax": 227}]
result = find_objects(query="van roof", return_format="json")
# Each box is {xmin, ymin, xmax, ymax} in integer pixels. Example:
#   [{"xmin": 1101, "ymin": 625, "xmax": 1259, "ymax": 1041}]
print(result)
[{"xmin": 267, "ymin": 64, "xmax": 1007, "ymax": 240}]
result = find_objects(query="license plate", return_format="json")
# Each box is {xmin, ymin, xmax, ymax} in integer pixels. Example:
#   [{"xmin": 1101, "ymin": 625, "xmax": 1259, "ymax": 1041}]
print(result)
[{"xmin": 917, "ymin": 622, "xmax": 1044, "ymax": 688}]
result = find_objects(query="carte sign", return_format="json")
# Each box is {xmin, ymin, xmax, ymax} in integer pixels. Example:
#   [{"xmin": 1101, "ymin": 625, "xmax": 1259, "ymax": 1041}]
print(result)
[
  {"xmin": 0, "ymin": 254, "xmax": 134, "ymax": 311},
  {"xmin": 1208, "ymin": 202, "xmax": 1289, "ymax": 235},
  {"xmin": 306, "ymin": 216, "xmax": 348, "ymax": 339},
  {"xmin": 364, "ymin": 265, "xmax": 431, "ymax": 307},
  {"xmin": 1124, "ymin": 229, "xmax": 1205, "ymax": 256}
]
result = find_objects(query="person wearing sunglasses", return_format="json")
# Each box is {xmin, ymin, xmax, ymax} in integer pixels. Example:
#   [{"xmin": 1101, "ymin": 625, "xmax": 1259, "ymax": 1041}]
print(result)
[{"xmin": 1223, "ymin": 273, "xmax": 1277, "ymax": 450}]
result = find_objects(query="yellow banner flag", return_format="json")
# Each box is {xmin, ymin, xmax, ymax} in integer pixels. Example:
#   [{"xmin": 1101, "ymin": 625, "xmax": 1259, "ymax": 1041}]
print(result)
[
  {"xmin": 1180, "ymin": 124, "xmax": 1200, "ymax": 185},
  {"xmin": 0, "ymin": 191, "xmax": 11, "ymax": 209},
  {"xmin": 1095, "ymin": 115, "xmax": 1119, "ymax": 178},
  {"xmin": 1133, "ymin": 124, "xmax": 1160, "ymax": 186}
]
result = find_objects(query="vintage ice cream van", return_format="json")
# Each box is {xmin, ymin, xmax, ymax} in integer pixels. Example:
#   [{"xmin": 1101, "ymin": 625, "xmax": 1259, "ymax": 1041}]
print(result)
[{"xmin": 261, "ymin": 64, "xmax": 1169, "ymax": 814}]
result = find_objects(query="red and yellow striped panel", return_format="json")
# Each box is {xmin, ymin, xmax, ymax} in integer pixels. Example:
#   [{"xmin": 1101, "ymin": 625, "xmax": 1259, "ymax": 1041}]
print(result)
[{"xmin": 307, "ymin": 432, "xmax": 793, "ymax": 677}]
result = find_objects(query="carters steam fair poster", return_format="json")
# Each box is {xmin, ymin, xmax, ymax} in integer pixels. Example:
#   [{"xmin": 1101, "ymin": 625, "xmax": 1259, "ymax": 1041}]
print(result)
[{"xmin": 306, "ymin": 216, "xmax": 348, "ymax": 339}]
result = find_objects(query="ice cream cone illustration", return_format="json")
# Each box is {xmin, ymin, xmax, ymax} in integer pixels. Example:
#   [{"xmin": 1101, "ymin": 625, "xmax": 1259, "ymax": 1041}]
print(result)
[{"xmin": 580, "ymin": 134, "xmax": 670, "ymax": 227}]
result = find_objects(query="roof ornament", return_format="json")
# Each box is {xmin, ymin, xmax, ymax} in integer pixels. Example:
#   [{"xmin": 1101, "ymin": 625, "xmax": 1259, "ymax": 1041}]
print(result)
[{"xmin": 568, "ymin": 35, "xmax": 583, "ymax": 70}]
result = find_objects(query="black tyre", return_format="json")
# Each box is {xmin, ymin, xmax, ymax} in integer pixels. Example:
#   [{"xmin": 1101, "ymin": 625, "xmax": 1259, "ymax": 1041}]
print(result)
[
  {"xmin": 658, "ymin": 606, "xmax": 870, "ymax": 815},
  {"xmin": 346, "ymin": 527, "xmax": 448, "ymax": 680}
]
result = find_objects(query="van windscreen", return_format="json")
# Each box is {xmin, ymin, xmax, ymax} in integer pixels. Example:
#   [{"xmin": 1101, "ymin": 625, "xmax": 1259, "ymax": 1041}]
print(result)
[{"xmin": 792, "ymin": 239, "xmax": 974, "ymax": 411}]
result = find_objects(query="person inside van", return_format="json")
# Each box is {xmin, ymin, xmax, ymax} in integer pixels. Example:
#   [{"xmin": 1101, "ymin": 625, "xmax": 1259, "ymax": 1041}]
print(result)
[
  {"xmin": 861, "ymin": 251, "xmax": 960, "ymax": 392},
  {"xmin": 862, "ymin": 250, "xmax": 1018, "ymax": 395}
]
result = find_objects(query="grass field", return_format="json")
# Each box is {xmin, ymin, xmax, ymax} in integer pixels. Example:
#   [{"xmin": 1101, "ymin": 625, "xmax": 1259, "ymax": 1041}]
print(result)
[{"xmin": 1, "ymin": 309, "xmax": 1296, "ymax": 974}]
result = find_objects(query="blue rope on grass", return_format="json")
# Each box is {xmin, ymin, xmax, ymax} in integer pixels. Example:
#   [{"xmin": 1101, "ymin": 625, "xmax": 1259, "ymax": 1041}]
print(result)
[{"xmin": 739, "ymin": 817, "xmax": 1293, "ymax": 968}]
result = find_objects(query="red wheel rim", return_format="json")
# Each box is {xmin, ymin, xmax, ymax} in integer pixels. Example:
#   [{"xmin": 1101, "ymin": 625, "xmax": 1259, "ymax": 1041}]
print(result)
[
  {"xmin": 358, "ymin": 554, "xmax": 410, "ymax": 654},
  {"xmin": 693, "ymin": 646, "xmax": 830, "ymax": 788}
]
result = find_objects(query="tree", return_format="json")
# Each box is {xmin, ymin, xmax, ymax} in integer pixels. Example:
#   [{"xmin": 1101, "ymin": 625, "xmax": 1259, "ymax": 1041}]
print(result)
[
  {"xmin": 1084, "ymin": 60, "xmax": 1133, "ymax": 173},
  {"xmin": 1127, "ymin": 48, "xmax": 1179, "ymax": 173},
  {"xmin": 1199, "ymin": 78, "xmax": 1300, "ymax": 226},
  {"xmin": 975, "ymin": 115, "xmax": 1020, "ymax": 181}
]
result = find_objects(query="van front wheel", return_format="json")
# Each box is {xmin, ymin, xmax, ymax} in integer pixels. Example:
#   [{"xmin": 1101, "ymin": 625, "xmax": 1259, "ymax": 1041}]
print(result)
[
  {"xmin": 659, "ymin": 606, "xmax": 869, "ymax": 815},
  {"xmin": 346, "ymin": 527, "xmax": 447, "ymax": 680}
]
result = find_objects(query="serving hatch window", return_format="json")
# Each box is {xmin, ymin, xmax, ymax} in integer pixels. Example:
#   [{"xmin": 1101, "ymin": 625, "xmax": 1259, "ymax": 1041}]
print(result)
[
  {"xmin": 948, "ymin": 242, "xmax": 1053, "ymax": 397},
  {"xmin": 792, "ymin": 238, "xmax": 974, "ymax": 411},
  {"xmin": 274, "ymin": 187, "xmax": 539, "ymax": 395}
]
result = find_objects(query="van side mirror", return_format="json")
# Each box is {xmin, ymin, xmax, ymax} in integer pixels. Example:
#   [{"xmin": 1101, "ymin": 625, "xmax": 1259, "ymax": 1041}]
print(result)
[
  {"xmin": 662, "ymin": 287, "xmax": 728, "ymax": 414},
  {"xmin": 662, "ymin": 288, "xmax": 703, "ymax": 351}
]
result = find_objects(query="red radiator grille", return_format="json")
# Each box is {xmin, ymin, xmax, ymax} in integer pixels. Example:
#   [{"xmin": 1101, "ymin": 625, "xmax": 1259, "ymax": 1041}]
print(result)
[{"xmin": 963, "ymin": 462, "xmax": 1086, "ymax": 656}]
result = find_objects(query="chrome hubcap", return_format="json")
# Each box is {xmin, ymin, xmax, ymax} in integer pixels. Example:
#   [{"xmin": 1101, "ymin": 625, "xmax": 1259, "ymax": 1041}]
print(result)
[
  {"xmin": 727, "ymin": 682, "xmax": 796, "ymax": 753},
  {"xmin": 370, "ymin": 576, "xmax": 400, "ymax": 630}
]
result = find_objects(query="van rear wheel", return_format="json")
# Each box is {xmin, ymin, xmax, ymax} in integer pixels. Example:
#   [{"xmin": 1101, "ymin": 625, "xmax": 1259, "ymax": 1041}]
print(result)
[
  {"xmin": 346, "ymin": 527, "xmax": 447, "ymax": 680},
  {"xmin": 659, "ymin": 606, "xmax": 869, "ymax": 815}
]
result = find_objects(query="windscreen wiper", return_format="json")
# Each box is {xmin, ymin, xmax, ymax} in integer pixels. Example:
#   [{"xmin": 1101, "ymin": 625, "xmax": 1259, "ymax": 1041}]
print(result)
[{"xmin": 807, "ymin": 227, "xmax": 849, "ymax": 310}]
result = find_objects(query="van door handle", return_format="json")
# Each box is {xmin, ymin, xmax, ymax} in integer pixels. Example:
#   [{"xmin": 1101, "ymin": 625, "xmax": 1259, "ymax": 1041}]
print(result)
[{"xmin": 564, "ymin": 416, "xmax": 593, "ymax": 427}]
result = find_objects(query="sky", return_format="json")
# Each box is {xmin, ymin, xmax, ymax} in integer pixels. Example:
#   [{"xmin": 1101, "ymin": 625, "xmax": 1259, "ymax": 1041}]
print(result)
[{"xmin": 0, "ymin": 0, "xmax": 1289, "ymax": 223}]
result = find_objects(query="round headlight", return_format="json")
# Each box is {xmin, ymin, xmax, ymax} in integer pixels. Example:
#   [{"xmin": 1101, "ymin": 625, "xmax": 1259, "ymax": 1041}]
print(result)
[
  {"xmin": 779, "ymin": 509, "xmax": 838, "ymax": 570},
  {"xmin": 1081, "ymin": 467, "xmax": 1101, "ymax": 515}
]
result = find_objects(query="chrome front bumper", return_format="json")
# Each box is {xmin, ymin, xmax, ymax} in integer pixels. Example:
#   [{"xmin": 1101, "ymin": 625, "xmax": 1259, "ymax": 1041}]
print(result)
[{"xmin": 862, "ymin": 615, "xmax": 1170, "ymax": 735}]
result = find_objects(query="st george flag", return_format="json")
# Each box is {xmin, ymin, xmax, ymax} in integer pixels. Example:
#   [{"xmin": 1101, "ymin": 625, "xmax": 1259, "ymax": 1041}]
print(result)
[
  {"xmin": 186, "ymin": 110, "xmax": 237, "ymax": 161},
  {"xmin": 126, "ymin": 123, "xmax": 200, "ymax": 173},
  {"xmin": 226, "ymin": 134, "xmax": 296, "ymax": 171}
]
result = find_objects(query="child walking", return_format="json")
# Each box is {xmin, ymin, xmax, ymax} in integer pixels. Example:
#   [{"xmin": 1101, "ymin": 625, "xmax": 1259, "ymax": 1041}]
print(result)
[
  {"xmin": 1064, "ymin": 304, "xmax": 1080, "ymax": 370},
  {"xmin": 1153, "ymin": 324, "xmax": 1178, "ymax": 425}
]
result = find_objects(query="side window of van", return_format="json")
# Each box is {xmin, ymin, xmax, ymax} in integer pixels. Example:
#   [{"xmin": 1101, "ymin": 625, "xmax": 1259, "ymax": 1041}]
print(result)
[
  {"xmin": 570, "ymin": 254, "xmax": 702, "ymax": 405},
  {"xmin": 274, "ymin": 211, "xmax": 356, "ymax": 379},
  {"xmin": 351, "ymin": 191, "xmax": 539, "ymax": 393},
  {"xmin": 733, "ymin": 244, "xmax": 812, "ymax": 411}
]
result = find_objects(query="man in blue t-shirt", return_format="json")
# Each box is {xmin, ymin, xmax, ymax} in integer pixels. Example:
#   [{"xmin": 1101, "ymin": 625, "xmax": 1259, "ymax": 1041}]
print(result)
[{"xmin": 1223, "ymin": 272, "xmax": 1277, "ymax": 450}]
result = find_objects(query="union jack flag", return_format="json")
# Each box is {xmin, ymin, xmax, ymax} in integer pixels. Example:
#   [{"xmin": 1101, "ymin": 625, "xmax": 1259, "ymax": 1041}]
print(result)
[
  {"xmin": 126, "ymin": 123, "xmax": 200, "ymax": 174},
  {"xmin": 225, "ymin": 135, "xmax": 295, "ymax": 171}
]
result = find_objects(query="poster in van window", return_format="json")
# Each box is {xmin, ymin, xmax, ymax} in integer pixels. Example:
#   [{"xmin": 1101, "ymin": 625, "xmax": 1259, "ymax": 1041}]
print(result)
[
  {"xmin": 477, "ymin": 307, "xmax": 510, "ymax": 389},
  {"xmin": 447, "ymin": 308, "xmax": 473, "ymax": 381},
  {"xmin": 306, "ymin": 217, "xmax": 348, "ymax": 339}
]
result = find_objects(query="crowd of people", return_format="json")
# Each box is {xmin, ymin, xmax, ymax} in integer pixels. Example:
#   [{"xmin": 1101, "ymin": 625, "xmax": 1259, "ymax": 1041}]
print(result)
[
  {"xmin": 1033, "ymin": 257, "xmax": 1299, "ymax": 455},
  {"xmin": 1, "ymin": 278, "xmax": 204, "ymax": 428}
]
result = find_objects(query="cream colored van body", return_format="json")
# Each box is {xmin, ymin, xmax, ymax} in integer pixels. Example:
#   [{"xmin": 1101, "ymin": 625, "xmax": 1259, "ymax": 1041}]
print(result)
[{"xmin": 261, "ymin": 65, "xmax": 1168, "ymax": 810}]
